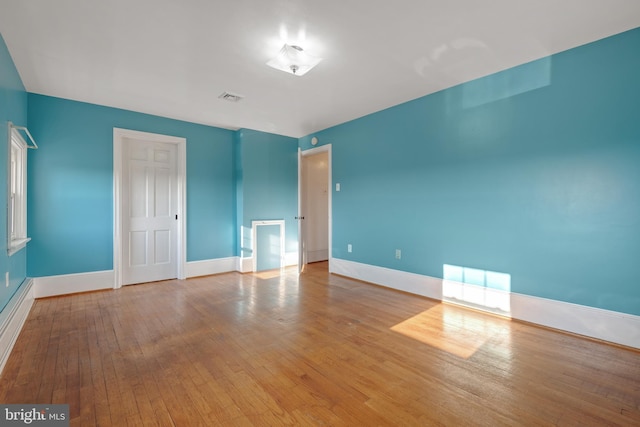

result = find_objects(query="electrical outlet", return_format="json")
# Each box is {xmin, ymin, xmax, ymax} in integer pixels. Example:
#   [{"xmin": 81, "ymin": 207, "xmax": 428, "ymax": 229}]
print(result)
[
  {"xmin": 347, "ymin": 244, "xmax": 352, "ymax": 253},
  {"xmin": 5, "ymin": 272, "xmax": 9, "ymax": 287},
  {"xmin": 395, "ymin": 249, "xmax": 401, "ymax": 259}
]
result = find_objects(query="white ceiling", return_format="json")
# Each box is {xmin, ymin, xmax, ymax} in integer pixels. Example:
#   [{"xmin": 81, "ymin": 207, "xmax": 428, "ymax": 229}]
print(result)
[{"xmin": 1, "ymin": 0, "xmax": 639, "ymax": 138}]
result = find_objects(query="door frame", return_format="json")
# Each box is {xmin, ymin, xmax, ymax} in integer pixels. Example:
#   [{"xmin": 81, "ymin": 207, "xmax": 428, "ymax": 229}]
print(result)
[
  {"xmin": 298, "ymin": 144, "xmax": 332, "ymax": 273},
  {"xmin": 113, "ymin": 128, "xmax": 187, "ymax": 289}
]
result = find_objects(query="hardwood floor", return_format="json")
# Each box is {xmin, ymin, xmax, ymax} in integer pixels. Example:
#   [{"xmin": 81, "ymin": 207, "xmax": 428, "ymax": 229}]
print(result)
[{"xmin": 1, "ymin": 262, "xmax": 639, "ymax": 426}]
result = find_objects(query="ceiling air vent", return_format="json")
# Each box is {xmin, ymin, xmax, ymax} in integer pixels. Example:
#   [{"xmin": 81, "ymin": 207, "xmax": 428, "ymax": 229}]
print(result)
[{"xmin": 218, "ymin": 91, "xmax": 244, "ymax": 102}]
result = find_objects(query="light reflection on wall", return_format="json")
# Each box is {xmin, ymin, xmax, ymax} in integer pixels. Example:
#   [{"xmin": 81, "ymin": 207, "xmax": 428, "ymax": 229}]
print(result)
[
  {"xmin": 241, "ymin": 225, "xmax": 253, "ymax": 258},
  {"xmin": 462, "ymin": 56, "xmax": 552, "ymax": 109},
  {"xmin": 255, "ymin": 224, "xmax": 283, "ymax": 272},
  {"xmin": 443, "ymin": 264, "xmax": 511, "ymax": 315},
  {"xmin": 413, "ymin": 38, "xmax": 552, "ymax": 110}
]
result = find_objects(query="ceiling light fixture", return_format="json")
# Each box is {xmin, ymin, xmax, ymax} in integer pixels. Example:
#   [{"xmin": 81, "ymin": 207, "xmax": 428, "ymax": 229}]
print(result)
[{"xmin": 266, "ymin": 44, "xmax": 322, "ymax": 76}]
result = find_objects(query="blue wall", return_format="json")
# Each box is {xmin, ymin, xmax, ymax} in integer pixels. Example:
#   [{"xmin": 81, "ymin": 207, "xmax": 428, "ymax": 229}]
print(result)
[
  {"xmin": 26, "ymin": 94, "xmax": 236, "ymax": 277},
  {"xmin": 0, "ymin": 34, "xmax": 28, "ymax": 312},
  {"xmin": 302, "ymin": 28, "xmax": 640, "ymax": 316},
  {"xmin": 4, "ymin": 26, "xmax": 639, "ymax": 318},
  {"xmin": 236, "ymin": 129, "xmax": 298, "ymax": 259}
]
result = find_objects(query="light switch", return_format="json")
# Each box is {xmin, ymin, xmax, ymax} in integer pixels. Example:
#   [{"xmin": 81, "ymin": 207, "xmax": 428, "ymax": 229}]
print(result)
[{"xmin": 336, "ymin": 183, "xmax": 341, "ymax": 192}]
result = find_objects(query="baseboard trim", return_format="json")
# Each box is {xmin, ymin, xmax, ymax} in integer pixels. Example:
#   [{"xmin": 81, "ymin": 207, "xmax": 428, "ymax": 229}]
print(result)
[
  {"xmin": 186, "ymin": 257, "xmax": 238, "ymax": 277},
  {"xmin": 284, "ymin": 252, "xmax": 298, "ymax": 268},
  {"xmin": 239, "ymin": 257, "xmax": 253, "ymax": 273},
  {"xmin": 306, "ymin": 249, "xmax": 329, "ymax": 264},
  {"xmin": 510, "ymin": 293, "xmax": 640, "ymax": 349},
  {"xmin": 330, "ymin": 258, "xmax": 640, "ymax": 349},
  {"xmin": 34, "ymin": 270, "xmax": 114, "ymax": 298},
  {"xmin": 331, "ymin": 258, "xmax": 443, "ymax": 300},
  {"xmin": 34, "ymin": 257, "xmax": 243, "ymax": 294},
  {"xmin": 0, "ymin": 278, "xmax": 34, "ymax": 376}
]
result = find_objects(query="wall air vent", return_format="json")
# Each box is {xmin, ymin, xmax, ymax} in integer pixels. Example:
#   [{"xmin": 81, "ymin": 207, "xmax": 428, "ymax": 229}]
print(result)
[{"xmin": 218, "ymin": 92, "xmax": 244, "ymax": 102}]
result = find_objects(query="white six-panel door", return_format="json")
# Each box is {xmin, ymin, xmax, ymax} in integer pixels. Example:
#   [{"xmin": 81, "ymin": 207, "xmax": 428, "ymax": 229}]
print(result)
[{"xmin": 121, "ymin": 138, "xmax": 178, "ymax": 285}]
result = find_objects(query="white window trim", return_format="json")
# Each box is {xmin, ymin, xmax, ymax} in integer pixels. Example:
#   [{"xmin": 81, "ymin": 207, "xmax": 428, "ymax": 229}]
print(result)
[{"xmin": 7, "ymin": 124, "xmax": 31, "ymax": 256}]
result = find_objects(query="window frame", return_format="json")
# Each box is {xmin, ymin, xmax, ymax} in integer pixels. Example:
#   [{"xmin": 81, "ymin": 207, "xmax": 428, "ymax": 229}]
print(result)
[{"xmin": 7, "ymin": 125, "xmax": 30, "ymax": 256}]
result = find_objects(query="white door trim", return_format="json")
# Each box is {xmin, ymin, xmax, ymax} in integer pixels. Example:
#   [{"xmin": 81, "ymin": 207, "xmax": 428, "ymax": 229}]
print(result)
[
  {"xmin": 113, "ymin": 128, "xmax": 187, "ymax": 289},
  {"xmin": 251, "ymin": 220, "xmax": 285, "ymax": 272},
  {"xmin": 297, "ymin": 148, "xmax": 304, "ymax": 273},
  {"xmin": 298, "ymin": 144, "xmax": 332, "ymax": 272}
]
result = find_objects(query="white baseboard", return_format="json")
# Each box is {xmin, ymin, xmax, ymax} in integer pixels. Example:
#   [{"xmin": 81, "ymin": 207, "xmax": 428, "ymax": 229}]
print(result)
[
  {"xmin": 511, "ymin": 293, "xmax": 640, "ymax": 349},
  {"xmin": 186, "ymin": 257, "xmax": 238, "ymax": 277},
  {"xmin": 285, "ymin": 252, "xmax": 298, "ymax": 268},
  {"xmin": 32, "ymin": 257, "xmax": 240, "ymax": 298},
  {"xmin": 0, "ymin": 278, "xmax": 34, "ymax": 376},
  {"xmin": 330, "ymin": 258, "xmax": 640, "ymax": 349},
  {"xmin": 331, "ymin": 258, "xmax": 443, "ymax": 300},
  {"xmin": 34, "ymin": 270, "xmax": 114, "ymax": 298},
  {"xmin": 306, "ymin": 249, "xmax": 329, "ymax": 264},
  {"xmin": 239, "ymin": 257, "xmax": 253, "ymax": 273},
  {"xmin": 34, "ymin": 258, "xmax": 242, "ymax": 295}
]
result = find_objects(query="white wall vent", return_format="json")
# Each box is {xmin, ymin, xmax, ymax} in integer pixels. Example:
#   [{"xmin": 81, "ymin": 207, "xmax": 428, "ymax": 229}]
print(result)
[{"xmin": 218, "ymin": 92, "xmax": 244, "ymax": 102}]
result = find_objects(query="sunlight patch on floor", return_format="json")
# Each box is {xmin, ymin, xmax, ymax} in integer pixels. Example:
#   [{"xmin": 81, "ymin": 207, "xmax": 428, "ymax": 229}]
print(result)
[
  {"xmin": 255, "ymin": 269, "xmax": 284, "ymax": 280},
  {"xmin": 390, "ymin": 304, "xmax": 501, "ymax": 359}
]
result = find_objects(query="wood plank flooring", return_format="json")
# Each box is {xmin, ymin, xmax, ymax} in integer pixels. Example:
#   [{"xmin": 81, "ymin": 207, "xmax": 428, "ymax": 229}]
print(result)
[{"xmin": 1, "ymin": 262, "xmax": 639, "ymax": 426}]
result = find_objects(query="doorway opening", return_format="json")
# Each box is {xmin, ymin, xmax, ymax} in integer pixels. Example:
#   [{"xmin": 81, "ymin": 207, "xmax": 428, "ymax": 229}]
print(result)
[{"xmin": 298, "ymin": 144, "xmax": 332, "ymax": 273}]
